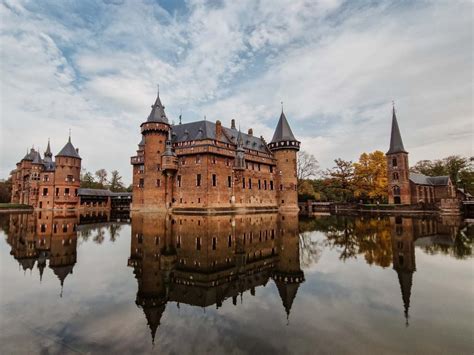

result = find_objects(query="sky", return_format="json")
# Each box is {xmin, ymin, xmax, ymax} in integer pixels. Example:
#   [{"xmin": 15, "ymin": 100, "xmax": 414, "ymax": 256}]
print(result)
[{"xmin": 0, "ymin": 0, "xmax": 472, "ymax": 184}]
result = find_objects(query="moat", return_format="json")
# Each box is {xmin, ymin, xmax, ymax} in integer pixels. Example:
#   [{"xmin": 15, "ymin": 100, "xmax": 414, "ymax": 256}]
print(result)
[{"xmin": 0, "ymin": 212, "xmax": 472, "ymax": 354}]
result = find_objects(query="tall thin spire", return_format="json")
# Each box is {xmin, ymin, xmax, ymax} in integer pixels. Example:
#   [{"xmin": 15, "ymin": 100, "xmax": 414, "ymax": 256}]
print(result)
[{"xmin": 387, "ymin": 102, "xmax": 407, "ymax": 154}]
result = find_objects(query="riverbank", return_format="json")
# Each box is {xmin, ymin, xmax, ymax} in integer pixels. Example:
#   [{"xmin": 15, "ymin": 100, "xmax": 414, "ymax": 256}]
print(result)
[{"xmin": 0, "ymin": 203, "xmax": 34, "ymax": 212}]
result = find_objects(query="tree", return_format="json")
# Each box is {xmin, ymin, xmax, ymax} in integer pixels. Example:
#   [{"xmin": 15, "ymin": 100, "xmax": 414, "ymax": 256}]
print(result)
[
  {"xmin": 0, "ymin": 178, "xmax": 12, "ymax": 203},
  {"xmin": 353, "ymin": 150, "xmax": 388, "ymax": 203},
  {"xmin": 297, "ymin": 151, "xmax": 320, "ymax": 182},
  {"xmin": 95, "ymin": 169, "xmax": 108, "ymax": 188},
  {"xmin": 109, "ymin": 170, "xmax": 125, "ymax": 192},
  {"xmin": 298, "ymin": 179, "xmax": 318, "ymax": 201},
  {"xmin": 324, "ymin": 158, "xmax": 355, "ymax": 202}
]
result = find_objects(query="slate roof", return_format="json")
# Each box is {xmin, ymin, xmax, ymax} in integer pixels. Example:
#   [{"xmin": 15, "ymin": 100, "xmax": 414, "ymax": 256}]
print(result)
[
  {"xmin": 271, "ymin": 111, "xmax": 297, "ymax": 143},
  {"xmin": 146, "ymin": 91, "xmax": 168, "ymax": 124},
  {"xmin": 32, "ymin": 151, "xmax": 43, "ymax": 164},
  {"xmin": 56, "ymin": 137, "xmax": 81, "ymax": 159},
  {"xmin": 171, "ymin": 120, "xmax": 270, "ymax": 153},
  {"xmin": 22, "ymin": 148, "xmax": 36, "ymax": 161},
  {"xmin": 387, "ymin": 106, "xmax": 407, "ymax": 154},
  {"xmin": 409, "ymin": 173, "xmax": 450, "ymax": 186}
]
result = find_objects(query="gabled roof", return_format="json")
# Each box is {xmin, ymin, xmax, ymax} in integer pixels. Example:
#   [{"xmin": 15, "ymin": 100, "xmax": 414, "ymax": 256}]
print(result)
[
  {"xmin": 409, "ymin": 173, "xmax": 450, "ymax": 186},
  {"xmin": 56, "ymin": 137, "xmax": 81, "ymax": 159},
  {"xmin": 387, "ymin": 106, "xmax": 407, "ymax": 154},
  {"xmin": 271, "ymin": 111, "xmax": 297, "ymax": 143},
  {"xmin": 146, "ymin": 91, "xmax": 168, "ymax": 124}
]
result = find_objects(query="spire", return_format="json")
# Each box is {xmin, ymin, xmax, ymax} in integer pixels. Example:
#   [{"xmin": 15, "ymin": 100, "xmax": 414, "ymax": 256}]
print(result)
[
  {"xmin": 270, "ymin": 110, "xmax": 297, "ymax": 143},
  {"xmin": 146, "ymin": 86, "xmax": 169, "ymax": 124},
  {"xmin": 274, "ymin": 281, "xmax": 301, "ymax": 321},
  {"xmin": 397, "ymin": 270, "xmax": 413, "ymax": 327},
  {"xmin": 44, "ymin": 139, "xmax": 52, "ymax": 158},
  {"xmin": 387, "ymin": 103, "xmax": 408, "ymax": 154},
  {"xmin": 32, "ymin": 150, "xmax": 42, "ymax": 164}
]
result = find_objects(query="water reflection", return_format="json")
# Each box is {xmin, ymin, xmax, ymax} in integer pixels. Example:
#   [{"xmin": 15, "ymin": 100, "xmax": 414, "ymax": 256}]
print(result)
[
  {"xmin": 4, "ymin": 210, "xmax": 130, "ymax": 295},
  {"xmin": 0, "ymin": 211, "xmax": 472, "ymax": 353},
  {"xmin": 128, "ymin": 212, "xmax": 305, "ymax": 342}
]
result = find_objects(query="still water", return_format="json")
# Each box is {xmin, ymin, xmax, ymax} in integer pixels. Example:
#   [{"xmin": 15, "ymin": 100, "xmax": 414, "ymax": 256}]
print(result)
[{"xmin": 0, "ymin": 211, "xmax": 472, "ymax": 354}]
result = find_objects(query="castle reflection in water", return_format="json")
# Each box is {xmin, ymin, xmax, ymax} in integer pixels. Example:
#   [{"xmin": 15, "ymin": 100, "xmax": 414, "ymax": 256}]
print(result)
[{"xmin": 3, "ymin": 211, "xmax": 471, "ymax": 343}]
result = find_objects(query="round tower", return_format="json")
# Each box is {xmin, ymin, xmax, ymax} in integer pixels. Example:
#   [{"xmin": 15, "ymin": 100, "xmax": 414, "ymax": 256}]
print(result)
[
  {"xmin": 139, "ymin": 89, "xmax": 170, "ymax": 210},
  {"xmin": 268, "ymin": 110, "xmax": 300, "ymax": 211},
  {"xmin": 54, "ymin": 136, "xmax": 81, "ymax": 209}
]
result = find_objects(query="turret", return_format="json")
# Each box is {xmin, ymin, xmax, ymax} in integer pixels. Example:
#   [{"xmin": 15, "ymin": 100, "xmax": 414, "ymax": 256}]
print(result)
[
  {"xmin": 268, "ymin": 110, "xmax": 300, "ymax": 211},
  {"xmin": 135, "ymin": 89, "xmax": 171, "ymax": 209},
  {"xmin": 233, "ymin": 129, "xmax": 246, "ymax": 170},
  {"xmin": 54, "ymin": 135, "xmax": 81, "ymax": 208},
  {"xmin": 386, "ymin": 104, "xmax": 411, "ymax": 204},
  {"xmin": 161, "ymin": 130, "xmax": 178, "ymax": 209}
]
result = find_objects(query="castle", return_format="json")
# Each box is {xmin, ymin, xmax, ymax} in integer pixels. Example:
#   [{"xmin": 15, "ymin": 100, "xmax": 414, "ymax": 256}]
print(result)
[
  {"xmin": 386, "ymin": 106, "xmax": 457, "ymax": 206},
  {"xmin": 10, "ymin": 137, "xmax": 82, "ymax": 209},
  {"xmin": 131, "ymin": 91, "xmax": 300, "ymax": 212}
]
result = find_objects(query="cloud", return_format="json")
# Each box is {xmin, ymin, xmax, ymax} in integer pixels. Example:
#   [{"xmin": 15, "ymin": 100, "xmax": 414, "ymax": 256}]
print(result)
[{"xmin": 0, "ymin": 0, "xmax": 472, "ymax": 183}]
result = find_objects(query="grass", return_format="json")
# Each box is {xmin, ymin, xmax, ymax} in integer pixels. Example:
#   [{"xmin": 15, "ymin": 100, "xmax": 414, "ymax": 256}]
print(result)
[{"xmin": 0, "ymin": 203, "xmax": 33, "ymax": 210}]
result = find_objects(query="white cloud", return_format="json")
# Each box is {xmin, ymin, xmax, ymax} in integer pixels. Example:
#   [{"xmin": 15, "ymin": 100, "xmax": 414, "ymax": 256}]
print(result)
[{"xmin": 0, "ymin": 0, "xmax": 472, "ymax": 183}]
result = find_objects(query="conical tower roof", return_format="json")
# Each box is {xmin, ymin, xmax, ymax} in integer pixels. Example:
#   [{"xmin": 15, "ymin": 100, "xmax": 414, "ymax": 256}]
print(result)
[
  {"xmin": 142, "ymin": 304, "xmax": 166, "ymax": 344},
  {"xmin": 387, "ymin": 105, "xmax": 407, "ymax": 154},
  {"xmin": 32, "ymin": 150, "xmax": 43, "ymax": 164},
  {"xmin": 44, "ymin": 139, "xmax": 53, "ymax": 158},
  {"xmin": 146, "ymin": 89, "xmax": 168, "ymax": 124},
  {"xmin": 274, "ymin": 280, "xmax": 301, "ymax": 319},
  {"xmin": 271, "ymin": 111, "xmax": 297, "ymax": 143},
  {"xmin": 22, "ymin": 148, "xmax": 36, "ymax": 161},
  {"xmin": 397, "ymin": 270, "xmax": 413, "ymax": 326},
  {"xmin": 56, "ymin": 136, "xmax": 81, "ymax": 159}
]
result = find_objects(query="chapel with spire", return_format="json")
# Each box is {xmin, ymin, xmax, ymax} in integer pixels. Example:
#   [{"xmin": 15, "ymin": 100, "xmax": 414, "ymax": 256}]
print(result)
[
  {"xmin": 386, "ymin": 104, "xmax": 456, "ymax": 205},
  {"xmin": 131, "ymin": 89, "xmax": 300, "ymax": 211}
]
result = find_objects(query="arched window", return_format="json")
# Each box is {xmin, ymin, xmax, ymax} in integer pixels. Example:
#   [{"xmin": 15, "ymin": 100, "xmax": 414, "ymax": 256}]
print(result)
[
  {"xmin": 392, "ymin": 158, "xmax": 398, "ymax": 167},
  {"xmin": 393, "ymin": 186, "xmax": 401, "ymax": 195},
  {"xmin": 393, "ymin": 172, "xmax": 399, "ymax": 180}
]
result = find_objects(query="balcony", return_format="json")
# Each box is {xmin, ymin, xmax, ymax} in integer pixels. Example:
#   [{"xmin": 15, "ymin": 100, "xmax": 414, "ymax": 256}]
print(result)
[{"xmin": 131, "ymin": 156, "xmax": 144, "ymax": 165}]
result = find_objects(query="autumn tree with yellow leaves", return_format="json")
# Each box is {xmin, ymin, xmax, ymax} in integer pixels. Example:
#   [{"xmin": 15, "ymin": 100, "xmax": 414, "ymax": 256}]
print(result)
[{"xmin": 352, "ymin": 151, "xmax": 388, "ymax": 203}]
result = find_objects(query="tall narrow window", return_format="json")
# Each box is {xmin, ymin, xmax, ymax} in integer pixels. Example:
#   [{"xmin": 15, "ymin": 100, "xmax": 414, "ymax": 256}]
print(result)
[
  {"xmin": 270, "ymin": 181, "xmax": 274, "ymax": 190},
  {"xmin": 156, "ymin": 179, "xmax": 161, "ymax": 187},
  {"xmin": 270, "ymin": 166, "xmax": 273, "ymax": 173},
  {"xmin": 248, "ymin": 178, "xmax": 252, "ymax": 189},
  {"xmin": 177, "ymin": 175, "xmax": 182, "ymax": 187},
  {"xmin": 227, "ymin": 176, "xmax": 232, "ymax": 188},
  {"xmin": 212, "ymin": 237, "xmax": 217, "ymax": 250},
  {"xmin": 228, "ymin": 235, "xmax": 232, "ymax": 247},
  {"xmin": 392, "ymin": 158, "xmax": 398, "ymax": 167},
  {"xmin": 139, "ymin": 179, "xmax": 144, "ymax": 188},
  {"xmin": 258, "ymin": 180, "xmax": 261, "ymax": 189},
  {"xmin": 264, "ymin": 180, "xmax": 267, "ymax": 190},
  {"xmin": 212, "ymin": 174, "xmax": 217, "ymax": 187},
  {"xmin": 196, "ymin": 174, "xmax": 201, "ymax": 187},
  {"xmin": 242, "ymin": 178, "xmax": 246, "ymax": 189},
  {"xmin": 196, "ymin": 237, "xmax": 201, "ymax": 251}
]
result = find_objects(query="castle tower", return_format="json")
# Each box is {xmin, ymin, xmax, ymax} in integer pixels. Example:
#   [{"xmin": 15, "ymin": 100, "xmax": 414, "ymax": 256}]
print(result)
[
  {"xmin": 161, "ymin": 130, "xmax": 178, "ymax": 209},
  {"xmin": 54, "ymin": 135, "xmax": 81, "ymax": 209},
  {"xmin": 273, "ymin": 213, "xmax": 304, "ymax": 321},
  {"xmin": 134, "ymin": 90, "xmax": 170, "ymax": 210},
  {"xmin": 268, "ymin": 110, "xmax": 300, "ymax": 211},
  {"xmin": 386, "ymin": 105, "xmax": 410, "ymax": 204},
  {"xmin": 390, "ymin": 216, "xmax": 416, "ymax": 326}
]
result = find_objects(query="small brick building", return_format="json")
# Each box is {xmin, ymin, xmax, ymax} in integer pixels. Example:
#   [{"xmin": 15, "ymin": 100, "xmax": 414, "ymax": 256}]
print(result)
[
  {"xmin": 386, "ymin": 106, "xmax": 456, "ymax": 205},
  {"xmin": 131, "ymin": 91, "xmax": 300, "ymax": 212}
]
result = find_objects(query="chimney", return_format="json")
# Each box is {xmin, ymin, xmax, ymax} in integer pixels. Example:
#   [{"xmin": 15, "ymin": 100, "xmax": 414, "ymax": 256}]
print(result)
[
  {"xmin": 231, "ymin": 119, "xmax": 236, "ymax": 129},
  {"xmin": 248, "ymin": 128, "xmax": 253, "ymax": 136},
  {"xmin": 76, "ymin": 148, "xmax": 79, "ymax": 154},
  {"xmin": 216, "ymin": 120, "xmax": 222, "ymax": 140}
]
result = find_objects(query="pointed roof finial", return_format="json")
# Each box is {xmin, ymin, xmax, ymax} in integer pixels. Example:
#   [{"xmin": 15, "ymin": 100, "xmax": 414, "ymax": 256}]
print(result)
[
  {"xmin": 157, "ymin": 83, "xmax": 159, "ymax": 96},
  {"xmin": 179, "ymin": 109, "xmax": 182, "ymax": 124},
  {"xmin": 387, "ymin": 101, "xmax": 407, "ymax": 154},
  {"xmin": 281, "ymin": 101, "xmax": 284, "ymax": 113},
  {"xmin": 68, "ymin": 129, "xmax": 71, "ymax": 143}
]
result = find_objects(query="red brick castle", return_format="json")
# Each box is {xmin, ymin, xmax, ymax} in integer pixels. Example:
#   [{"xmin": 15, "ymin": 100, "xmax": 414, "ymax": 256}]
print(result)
[{"xmin": 131, "ymin": 91, "xmax": 300, "ymax": 212}]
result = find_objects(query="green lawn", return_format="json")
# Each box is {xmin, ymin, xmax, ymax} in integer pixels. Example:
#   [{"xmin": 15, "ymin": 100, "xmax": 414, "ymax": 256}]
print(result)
[{"xmin": 0, "ymin": 203, "xmax": 33, "ymax": 210}]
